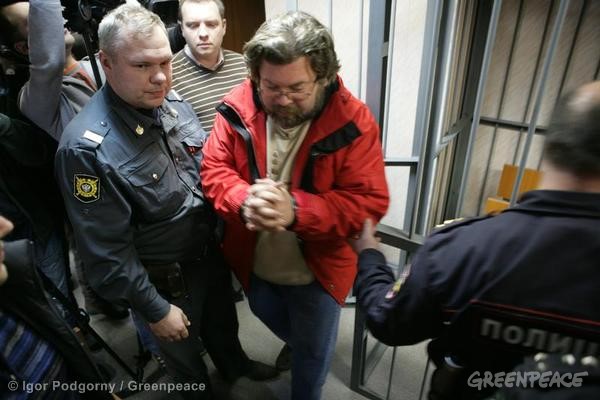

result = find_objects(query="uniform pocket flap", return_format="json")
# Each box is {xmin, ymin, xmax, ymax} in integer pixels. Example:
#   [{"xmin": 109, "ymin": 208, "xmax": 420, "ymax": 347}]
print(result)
[
  {"xmin": 123, "ymin": 151, "xmax": 170, "ymax": 187},
  {"xmin": 182, "ymin": 132, "xmax": 206, "ymax": 149}
]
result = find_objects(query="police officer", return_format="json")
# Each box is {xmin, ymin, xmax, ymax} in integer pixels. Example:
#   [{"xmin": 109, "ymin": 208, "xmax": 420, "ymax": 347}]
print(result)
[
  {"xmin": 352, "ymin": 81, "xmax": 600, "ymax": 399},
  {"xmin": 55, "ymin": 4, "xmax": 274, "ymax": 399}
]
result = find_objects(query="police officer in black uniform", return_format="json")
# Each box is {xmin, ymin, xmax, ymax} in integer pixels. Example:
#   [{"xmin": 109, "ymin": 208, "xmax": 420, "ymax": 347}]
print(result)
[
  {"xmin": 352, "ymin": 81, "xmax": 600, "ymax": 399},
  {"xmin": 55, "ymin": 4, "xmax": 276, "ymax": 399}
]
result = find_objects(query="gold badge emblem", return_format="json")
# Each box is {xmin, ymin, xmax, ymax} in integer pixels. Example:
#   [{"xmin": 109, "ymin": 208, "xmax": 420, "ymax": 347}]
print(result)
[
  {"xmin": 135, "ymin": 125, "xmax": 144, "ymax": 136},
  {"xmin": 74, "ymin": 174, "xmax": 100, "ymax": 203}
]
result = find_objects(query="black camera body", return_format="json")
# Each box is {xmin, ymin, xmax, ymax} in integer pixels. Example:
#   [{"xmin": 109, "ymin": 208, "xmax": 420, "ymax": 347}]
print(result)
[
  {"xmin": 61, "ymin": 0, "xmax": 125, "ymax": 35},
  {"xmin": 59, "ymin": 0, "xmax": 178, "ymax": 88},
  {"xmin": 61, "ymin": 0, "xmax": 179, "ymax": 35}
]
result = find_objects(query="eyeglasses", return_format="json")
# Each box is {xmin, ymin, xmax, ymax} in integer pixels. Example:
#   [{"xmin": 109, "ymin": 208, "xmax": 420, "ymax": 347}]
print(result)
[{"xmin": 258, "ymin": 79, "xmax": 319, "ymax": 100}]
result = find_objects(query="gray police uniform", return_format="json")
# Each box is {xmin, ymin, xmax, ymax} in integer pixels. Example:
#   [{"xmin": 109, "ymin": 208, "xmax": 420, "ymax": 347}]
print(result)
[{"xmin": 55, "ymin": 84, "xmax": 248, "ymax": 398}]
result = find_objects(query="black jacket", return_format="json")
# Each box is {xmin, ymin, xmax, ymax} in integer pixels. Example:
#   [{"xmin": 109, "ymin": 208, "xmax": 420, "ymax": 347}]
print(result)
[
  {"xmin": 0, "ymin": 239, "xmax": 111, "ymax": 399},
  {"xmin": 0, "ymin": 113, "xmax": 65, "ymax": 243},
  {"xmin": 355, "ymin": 190, "xmax": 600, "ymax": 398}
]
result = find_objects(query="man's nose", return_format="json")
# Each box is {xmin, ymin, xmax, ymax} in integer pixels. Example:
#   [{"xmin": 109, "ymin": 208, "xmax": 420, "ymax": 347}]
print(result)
[
  {"xmin": 151, "ymin": 69, "xmax": 167, "ymax": 84},
  {"xmin": 198, "ymin": 24, "xmax": 208, "ymax": 38},
  {"xmin": 274, "ymin": 93, "xmax": 294, "ymax": 106}
]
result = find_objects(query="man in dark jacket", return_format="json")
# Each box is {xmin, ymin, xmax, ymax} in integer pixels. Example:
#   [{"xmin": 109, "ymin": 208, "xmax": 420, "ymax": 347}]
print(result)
[
  {"xmin": 0, "ymin": 112, "xmax": 70, "ymax": 298},
  {"xmin": 0, "ymin": 215, "xmax": 114, "ymax": 400},
  {"xmin": 1, "ymin": 0, "xmax": 126, "ymax": 319},
  {"xmin": 0, "ymin": 1, "xmax": 71, "ymax": 299},
  {"xmin": 352, "ymin": 81, "xmax": 600, "ymax": 399}
]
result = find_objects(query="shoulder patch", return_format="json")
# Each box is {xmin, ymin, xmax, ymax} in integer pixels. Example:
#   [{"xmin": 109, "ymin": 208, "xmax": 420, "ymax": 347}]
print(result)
[
  {"xmin": 83, "ymin": 129, "xmax": 104, "ymax": 144},
  {"xmin": 78, "ymin": 121, "xmax": 110, "ymax": 150},
  {"xmin": 385, "ymin": 264, "xmax": 412, "ymax": 300},
  {"xmin": 74, "ymin": 174, "xmax": 100, "ymax": 203}
]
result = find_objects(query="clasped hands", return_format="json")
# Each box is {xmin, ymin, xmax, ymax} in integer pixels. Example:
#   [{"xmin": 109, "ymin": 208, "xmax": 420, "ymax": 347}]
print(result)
[{"xmin": 241, "ymin": 178, "xmax": 295, "ymax": 232}]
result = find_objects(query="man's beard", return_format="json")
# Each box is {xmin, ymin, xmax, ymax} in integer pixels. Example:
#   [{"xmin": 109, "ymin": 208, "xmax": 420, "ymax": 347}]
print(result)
[{"xmin": 264, "ymin": 87, "xmax": 327, "ymax": 128}]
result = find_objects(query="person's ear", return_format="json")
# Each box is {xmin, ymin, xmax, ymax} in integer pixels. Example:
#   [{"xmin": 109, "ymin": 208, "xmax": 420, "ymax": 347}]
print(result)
[
  {"xmin": 222, "ymin": 18, "xmax": 227, "ymax": 35},
  {"xmin": 13, "ymin": 40, "xmax": 28, "ymax": 56},
  {"xmin": 98, "ymin": 50, "xmax": 115, "ymax": 75}
]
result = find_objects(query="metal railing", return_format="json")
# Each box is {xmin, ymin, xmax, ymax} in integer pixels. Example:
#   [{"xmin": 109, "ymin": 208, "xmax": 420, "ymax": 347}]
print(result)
[{"xmin": 350, "ymin": 224, "xmax": 422, "ymax": 400}]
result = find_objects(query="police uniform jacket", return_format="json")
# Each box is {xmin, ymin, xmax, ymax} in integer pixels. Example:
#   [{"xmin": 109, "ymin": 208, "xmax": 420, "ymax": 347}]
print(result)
[
  {"xmin": 355, "ymin": 190, "xmax": 600, "ymax": 368},
  {"xmin": 55, "ymin": 84, "xmax": 210, "ymax": 323}
]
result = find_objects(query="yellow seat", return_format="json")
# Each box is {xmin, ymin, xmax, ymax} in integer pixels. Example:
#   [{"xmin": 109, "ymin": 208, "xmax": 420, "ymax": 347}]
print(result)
[{"xmin": 484, "ymin": 164, "xmax": 541, "ymax": 214}]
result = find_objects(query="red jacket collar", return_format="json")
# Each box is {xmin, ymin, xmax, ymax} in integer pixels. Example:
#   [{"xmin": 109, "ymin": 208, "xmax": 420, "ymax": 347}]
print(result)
[{"xmin": 220, "ymin": 76, "xmax": 361, "ymax": 144}]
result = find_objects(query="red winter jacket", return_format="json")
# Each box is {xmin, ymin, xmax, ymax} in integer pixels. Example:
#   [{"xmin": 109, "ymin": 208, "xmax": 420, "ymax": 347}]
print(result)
[{"xmin": 201, "ymin": 77, "xmax": 389, "ymax": 304}]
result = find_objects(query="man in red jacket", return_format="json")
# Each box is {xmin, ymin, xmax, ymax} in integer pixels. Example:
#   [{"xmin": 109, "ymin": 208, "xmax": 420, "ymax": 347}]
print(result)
[{"xmin": 201, "ymin": 11, "xmax": 389, "ymax": 400}]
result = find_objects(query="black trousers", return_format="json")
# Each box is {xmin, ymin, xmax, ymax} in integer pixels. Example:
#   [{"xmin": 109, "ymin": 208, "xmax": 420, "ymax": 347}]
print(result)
[{"xmin": 150, "ymin": 251, "xmax": 250, "ymax": 399}]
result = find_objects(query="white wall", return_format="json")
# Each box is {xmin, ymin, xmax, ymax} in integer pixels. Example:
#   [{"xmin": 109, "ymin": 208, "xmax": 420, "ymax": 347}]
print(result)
[
  {"xmin": 264, "ymin": 0, "xmax": 364, "ymax": 99},
  {"xmin": 381, "ymin": 0, "xmax": 428, "ymax": 230}
]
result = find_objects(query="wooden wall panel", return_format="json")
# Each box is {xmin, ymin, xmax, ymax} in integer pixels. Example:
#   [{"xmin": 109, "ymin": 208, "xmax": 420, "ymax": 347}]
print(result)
[{"xmin": 223, "ymin": 0, "xmax": 266, "ymax": 53}]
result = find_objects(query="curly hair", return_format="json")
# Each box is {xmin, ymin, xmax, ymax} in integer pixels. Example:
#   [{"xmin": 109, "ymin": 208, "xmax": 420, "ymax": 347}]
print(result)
[{"xmin": 243, "ymin": 11, "xmax": 340, "ymax": 85}]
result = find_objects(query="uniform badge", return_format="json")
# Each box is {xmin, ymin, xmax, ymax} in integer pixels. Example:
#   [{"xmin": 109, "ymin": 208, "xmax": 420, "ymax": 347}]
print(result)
[
  {"xmin": 167, "ymin": 106, "xmax": 178, "ymax": 118},
  {"xmin": 74, "ymin": 174, "xmax": 100, "ymax": 203},
  {"xmin": 385, "ymin": 264, "xmax": 412, "ymax": 300},
  {"xmin": 135, "ymin": 125, "xmax": 144, "ymax": 136},
  {"xmin": 83, "ymin": 129, "xmax": 104, "ymax": 144}
]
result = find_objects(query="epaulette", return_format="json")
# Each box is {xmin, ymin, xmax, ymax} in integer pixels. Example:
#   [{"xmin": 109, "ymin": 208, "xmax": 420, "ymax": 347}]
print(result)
[
  {"xmin": 78, "ymin": 119, "xmax": 110, "ymax": 149},
  {"xmin": 165, "ymin": 89, "xmax": 184, "ymax": 102},
  {"xmin": 430, "ymin": 214, "xmax": 496, "ymax": 235}
]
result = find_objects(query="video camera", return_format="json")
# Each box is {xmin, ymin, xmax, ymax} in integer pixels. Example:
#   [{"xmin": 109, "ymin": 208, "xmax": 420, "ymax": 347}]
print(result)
[
  {"xmin": 61, "ymin": 0, "xmax": 179, "ymax": 36},
  {"xmin": 61, "ymin": 0, "xmax": 122, "ymax": 35},
  {"xmin": 59, "ymin": 0, "xmax": 178, "ymax": 88}
]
